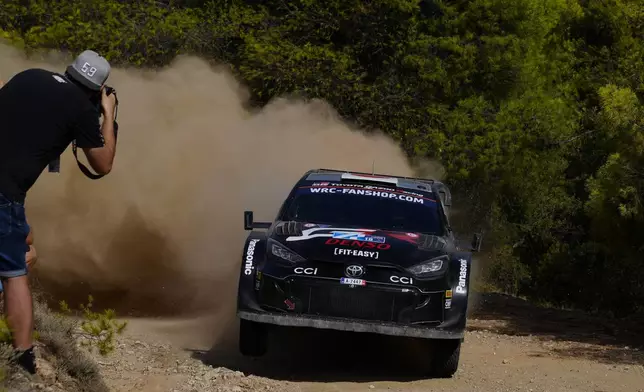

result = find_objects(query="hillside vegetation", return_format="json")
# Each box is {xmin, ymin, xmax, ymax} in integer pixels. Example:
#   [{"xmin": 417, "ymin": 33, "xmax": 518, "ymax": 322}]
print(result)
[
  {"xmin": 1, "ymin": 0, "xmax": 643, "ymax": 317},
  {"xmin": 0, "ymin": 295, "xmax": 118, "ymax": 391}
]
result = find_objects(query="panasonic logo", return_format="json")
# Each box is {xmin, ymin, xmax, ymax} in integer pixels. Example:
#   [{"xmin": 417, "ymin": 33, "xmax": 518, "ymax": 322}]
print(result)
[
  {"xmin": 456, "ymin": 258, "xmax": 467, "ymax": 294},
  {"xmin": 244, "ymin": 239, "xmax": 260, "ymax": 276}
]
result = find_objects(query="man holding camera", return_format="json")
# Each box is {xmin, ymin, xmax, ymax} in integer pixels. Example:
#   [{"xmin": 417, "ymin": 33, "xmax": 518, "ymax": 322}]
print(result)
[{"xmin": 0, "ymin": 50, "xmax": 118, "ymax": 374}]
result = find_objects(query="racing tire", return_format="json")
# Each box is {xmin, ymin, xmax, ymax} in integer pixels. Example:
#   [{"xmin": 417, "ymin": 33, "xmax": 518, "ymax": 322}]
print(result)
[
  {"xmin": 239, "ymin": 319, "xmax": 267, "ymax": 357},
  {"xmin": 428, "ymin": 338, "xmax": 461, "ymax": 378}
]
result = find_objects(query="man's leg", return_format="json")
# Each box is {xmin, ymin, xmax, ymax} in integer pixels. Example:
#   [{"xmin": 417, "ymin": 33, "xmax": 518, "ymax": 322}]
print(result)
[
  {"xmin": 3, "ymin": 276, "xmax": 33, "ymax": 349},
  {"xmin": 0, "ymin": 196, "xmax": 36, "ymax": 374}
]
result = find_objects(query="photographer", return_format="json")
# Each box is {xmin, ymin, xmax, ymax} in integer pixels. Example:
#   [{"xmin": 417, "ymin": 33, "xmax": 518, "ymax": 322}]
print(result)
[{"xmin": 0, "ymin": 50, "xmax": 118, "ymax": 374}]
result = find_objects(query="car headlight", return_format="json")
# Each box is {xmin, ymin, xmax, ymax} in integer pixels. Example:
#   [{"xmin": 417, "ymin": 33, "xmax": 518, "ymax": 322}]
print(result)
[
  {"xmin": 406, "ymin": 255, "xmax": 448, "ymax": 278},
  {"xmin": 269, "ymin": 239, "xmax": 305, "ymax": 263}
]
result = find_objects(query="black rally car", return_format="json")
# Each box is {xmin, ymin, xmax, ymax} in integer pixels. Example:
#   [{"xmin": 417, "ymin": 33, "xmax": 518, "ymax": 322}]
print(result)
[{"xmin": 236, "ymin": 168, "xmax": 482, "ymax": 377}]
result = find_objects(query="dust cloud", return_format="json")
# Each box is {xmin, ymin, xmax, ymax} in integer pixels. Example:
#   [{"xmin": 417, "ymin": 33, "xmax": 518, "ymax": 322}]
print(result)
[{"xmin": 0, "ymin": 42, "xmax": 440, "ymax": 328}]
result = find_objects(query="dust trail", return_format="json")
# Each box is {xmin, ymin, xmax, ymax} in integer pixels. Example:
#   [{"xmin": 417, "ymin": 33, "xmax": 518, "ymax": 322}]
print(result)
[{"xmin": 0, "ymin": 42, "xmax": 442, "ymax": 332}]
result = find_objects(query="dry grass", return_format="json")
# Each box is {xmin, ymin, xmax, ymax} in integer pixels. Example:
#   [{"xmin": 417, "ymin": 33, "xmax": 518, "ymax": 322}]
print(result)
[{"xmin": 0, "ymin": 293, "xmax": 109, "ymax": 392}]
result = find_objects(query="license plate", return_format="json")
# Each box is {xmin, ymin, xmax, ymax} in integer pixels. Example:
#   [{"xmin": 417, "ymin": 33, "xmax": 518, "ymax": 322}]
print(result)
[{"xmin": 340, "ymin": 277, "xmax": 366, "ymax": 286}]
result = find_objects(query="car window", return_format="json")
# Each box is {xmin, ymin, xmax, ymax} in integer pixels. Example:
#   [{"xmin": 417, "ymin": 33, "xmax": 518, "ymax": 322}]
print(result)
[{"xmin": 281, "ymin": 183, "xmax": 444, "ymax": 235}]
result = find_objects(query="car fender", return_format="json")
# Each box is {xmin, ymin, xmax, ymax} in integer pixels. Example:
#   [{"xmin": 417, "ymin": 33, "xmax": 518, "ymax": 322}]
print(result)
[
  {"xmin": 237, "ymin": 232, "xmax": 267, "ymax": 312},
  {"xmin": 442, "ymin": 252, "xmax": 472, "ymax": 330}
]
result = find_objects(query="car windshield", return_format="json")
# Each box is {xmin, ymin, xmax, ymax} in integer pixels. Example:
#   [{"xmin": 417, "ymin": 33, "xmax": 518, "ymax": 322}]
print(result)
[{"xmin": 280, "ymin": 184, "xmax": 445, "ymax": 235}]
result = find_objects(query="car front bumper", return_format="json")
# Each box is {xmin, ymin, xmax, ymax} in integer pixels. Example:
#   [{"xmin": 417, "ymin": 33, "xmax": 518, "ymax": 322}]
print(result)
[
  {"xmin": 237, "ymin": 309, "xmax": 464, "ymax": 339},
  {"xmin": 237, "ymin": 272, "xmax": 468, "ymax": 340}
]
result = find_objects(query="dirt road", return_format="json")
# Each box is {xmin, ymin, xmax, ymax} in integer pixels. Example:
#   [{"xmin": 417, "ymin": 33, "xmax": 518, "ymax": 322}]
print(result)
[{"xmin": 90, "ymin": 293, "xmax": 644, "ymax": 392}]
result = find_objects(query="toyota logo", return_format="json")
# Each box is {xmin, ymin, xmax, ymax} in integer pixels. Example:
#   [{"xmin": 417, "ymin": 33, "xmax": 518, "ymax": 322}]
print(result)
[{"xmin": 345, "ymin": 265, "xmax": 365, "ymax": 277}]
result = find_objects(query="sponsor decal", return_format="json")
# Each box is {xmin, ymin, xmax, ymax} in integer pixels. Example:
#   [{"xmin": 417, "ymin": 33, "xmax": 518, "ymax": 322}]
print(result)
[
  {"xmin": 345, "ymin": 264, "xmax": 366, "ymax": 278},
  {"xmin": 308, "ymin": 186, "xmax": 426, "ymax": 204},
  {"xmin": 445, "ymin": 289, "xmax": 453, "ymax": 299},
  {"xmin": 340, "ymin": 277, "xmax": 366, "ymax": 287},
  {"xmin": 254, "ymin": 271, "xmax": 262, "ymax": 291},
  {"xmin": 331, "ymin": 231, "xmax": 386, "ymax": 243},
  {"xmin": 286, "ymin": 227, "xmax": 377, "ymax": 242},
  {"xmin": 445, "ymin": 299, "xmax": 452, "ymax": 309},
  {"xmin": 284, "ymin": 299, "xmax": 295, "ymax": 311},
  {"xmin": 335, "ymin": 248, "xmax": 379, "ymax": 259},
  {"xmin": 387, "ymin": 232, "xmax": 421, "ymax": 245},
  {"xmin": 310, "ymin": 182, "xmax": 427, "ymax": 198},
  {"xmin": 244, "ymin": 239, "xmax": 260, "ymax": 276},
  {"xmin": 456, "ymin": 258, "xmax": 468, "ymax": 294},
  {"xmin": 390, "ymin": 275, "xmax": 414, "ymax": 285},
  {"xmin": 284, "ymin": 227, "xmax": 398, "ymax": 249},
  {"xmin": 326, "ymin": 238, "xmax": 390, "ymax": 250},
  {"xmin": 294, "ymin": 267, "xmax": 318, "ymax": 275}
]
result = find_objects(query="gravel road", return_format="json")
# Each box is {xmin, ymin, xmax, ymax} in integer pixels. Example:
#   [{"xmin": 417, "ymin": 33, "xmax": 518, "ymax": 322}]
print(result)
[{"xmin": 90, "ymin": 293, "xmax": 644, "ymax": 392}]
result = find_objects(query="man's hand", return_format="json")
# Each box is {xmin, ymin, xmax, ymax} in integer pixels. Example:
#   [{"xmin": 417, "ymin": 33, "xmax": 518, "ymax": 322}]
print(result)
[
  {"xmin": 26, "ymin": 217, "xmax": 33, "ymax": 245},
  {"xmin": 25, "ymin": 219, "xmax": 37, "ymax": 270},
  {"xmin": 101, "ymin": 87, "xmax": 117, "ymax": 120},
  {"xmin": 26, "ymin": 229, "xmax": 33, "ymax": 246},
  {"xmin": 26, "ymin": 245, "xmax": 37, "ymax": 270}
]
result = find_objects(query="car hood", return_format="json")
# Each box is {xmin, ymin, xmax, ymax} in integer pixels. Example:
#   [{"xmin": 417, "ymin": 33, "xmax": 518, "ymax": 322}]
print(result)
[{"xmin": 269, "ymin": 221, "xmax": 452, "ymax": 268}]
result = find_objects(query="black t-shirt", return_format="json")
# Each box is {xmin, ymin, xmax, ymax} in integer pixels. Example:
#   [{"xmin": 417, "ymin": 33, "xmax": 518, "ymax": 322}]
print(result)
[{"xmin": 0, "ymin": 68, "xmax": 105, "ymax": 202}]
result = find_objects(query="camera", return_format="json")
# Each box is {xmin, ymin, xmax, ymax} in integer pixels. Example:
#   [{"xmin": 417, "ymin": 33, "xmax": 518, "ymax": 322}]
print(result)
[{"xmin": 93, "ymin": 85, "xmax": 119, "ymax": 137}]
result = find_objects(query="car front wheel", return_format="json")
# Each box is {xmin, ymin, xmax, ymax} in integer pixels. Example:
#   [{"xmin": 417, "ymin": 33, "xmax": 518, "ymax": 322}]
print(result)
[
  {"xmin": 428, "ymin": 338, "xmax": 461, "ymax": 378},
  {"xmin": 239, "ymin": 319, "xmax": 267, "ymax": 357}
]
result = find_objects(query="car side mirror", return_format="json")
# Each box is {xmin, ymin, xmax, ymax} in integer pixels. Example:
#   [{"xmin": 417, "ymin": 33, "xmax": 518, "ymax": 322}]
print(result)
[
  {"xmin": 438, "ymin": 190, "xmax": 451, "ymax": 207},
  {"xmin": 471, "ymin": 232, "xmax": 482, "ymax": 252},
  {"xmin": 244, "ymin": 211, "xmax": 272, "ymax": 230}
]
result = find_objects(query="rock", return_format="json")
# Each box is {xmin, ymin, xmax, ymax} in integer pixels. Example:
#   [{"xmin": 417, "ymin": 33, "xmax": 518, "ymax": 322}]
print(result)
[{"xmin": 36, "ymin": 357, "xmax": 57, "ymax": 384}]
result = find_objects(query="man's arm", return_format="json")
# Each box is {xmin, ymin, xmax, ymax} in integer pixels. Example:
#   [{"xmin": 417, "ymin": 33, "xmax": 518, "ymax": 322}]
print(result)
[
  {"xmin": 75, "ymin": 88, "xmax": 117, "ymax": 175},
  {"xmin": 83, "ymin": 116, "xmax": 116, "ymax": 175}
]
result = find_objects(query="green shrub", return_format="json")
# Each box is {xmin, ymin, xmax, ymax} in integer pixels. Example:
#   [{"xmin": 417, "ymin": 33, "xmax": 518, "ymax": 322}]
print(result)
[{"xmin": 59, "ymin": 295, "xmax": 127, "ymax": 356}]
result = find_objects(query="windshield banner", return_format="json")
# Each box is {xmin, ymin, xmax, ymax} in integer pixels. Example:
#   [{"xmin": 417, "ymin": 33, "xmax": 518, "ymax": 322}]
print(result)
[{"xmin": 297, "ymin": 184, "xmax": 434, "ymax": 205}]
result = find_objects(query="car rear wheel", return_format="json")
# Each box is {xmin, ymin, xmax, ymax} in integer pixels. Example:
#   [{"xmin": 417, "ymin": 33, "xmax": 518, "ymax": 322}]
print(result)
[
  {"xmin": 428, "ymin": 338, "xmax": 461, "ymax": 378},
  {"xmin": 239, "ymin": 319, "xmax": 268, "ymax": 357}
]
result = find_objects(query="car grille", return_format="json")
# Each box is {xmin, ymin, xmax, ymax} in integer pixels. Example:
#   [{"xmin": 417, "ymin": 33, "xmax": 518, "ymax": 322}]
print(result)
[{"xmin": 290, "ymin": 282, "xmax": 418, "ymax": 322}]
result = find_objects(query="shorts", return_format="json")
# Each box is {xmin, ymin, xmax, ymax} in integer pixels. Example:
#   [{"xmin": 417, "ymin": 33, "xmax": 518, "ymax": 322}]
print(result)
[{"xmin": 0, "ymin": 192, "xmax": 30, "ymax": 283}]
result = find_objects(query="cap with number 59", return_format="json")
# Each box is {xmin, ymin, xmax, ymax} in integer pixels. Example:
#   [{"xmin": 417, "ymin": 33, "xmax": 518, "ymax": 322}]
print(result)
[{"xmin": 66, "ymin": 50, "xmax": 111, "ymax": 91}]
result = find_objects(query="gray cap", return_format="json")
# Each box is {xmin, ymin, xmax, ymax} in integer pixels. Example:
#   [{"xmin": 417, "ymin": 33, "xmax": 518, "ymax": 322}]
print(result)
[{"xmin": 65, "ymin": 50, "xmax": 111, "ymax": 91}]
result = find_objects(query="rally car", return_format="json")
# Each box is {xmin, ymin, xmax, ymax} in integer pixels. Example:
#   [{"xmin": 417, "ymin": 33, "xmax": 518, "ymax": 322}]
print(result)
[{"xmin": 236, "ymin": 168, "xmax": 482, "ymax": 378}]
